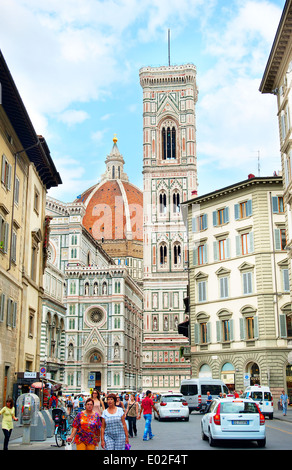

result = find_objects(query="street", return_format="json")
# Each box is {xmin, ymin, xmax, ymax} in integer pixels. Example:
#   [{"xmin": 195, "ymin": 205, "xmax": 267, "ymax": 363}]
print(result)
[{"xmin": 6, "ymin": 410, "xmax": 292, "ymax": 451}]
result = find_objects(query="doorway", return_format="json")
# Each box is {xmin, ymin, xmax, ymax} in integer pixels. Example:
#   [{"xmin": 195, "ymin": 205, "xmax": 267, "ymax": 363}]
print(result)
[{"xmin": 94, "ymin": 372, "xmax": 101, "ymax": 391}]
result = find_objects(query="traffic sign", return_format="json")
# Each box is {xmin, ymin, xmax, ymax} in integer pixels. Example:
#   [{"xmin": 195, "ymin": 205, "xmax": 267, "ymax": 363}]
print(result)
[{"xmin": 40, "ymin": 367, "xmax": 46, "ymax": 378}]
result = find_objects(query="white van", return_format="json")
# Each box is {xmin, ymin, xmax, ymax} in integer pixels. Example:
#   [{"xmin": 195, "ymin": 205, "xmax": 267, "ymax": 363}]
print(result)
[
  {"xmin": 242, "ymin": 385, "xmax": 273, "ymax": 420},
  {"xmin": 180, "ymin": 378, "xmax": 229, "ymax": 413}
]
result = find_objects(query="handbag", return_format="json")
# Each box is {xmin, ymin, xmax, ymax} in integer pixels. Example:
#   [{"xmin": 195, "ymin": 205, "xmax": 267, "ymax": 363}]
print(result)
[
  {"xmin": 65, "ymin": 441, "xmax": 73, "ymax": 451},
  {"xmin": 125, "ymin": 443, "xmax": 131, "ymax": 450}
]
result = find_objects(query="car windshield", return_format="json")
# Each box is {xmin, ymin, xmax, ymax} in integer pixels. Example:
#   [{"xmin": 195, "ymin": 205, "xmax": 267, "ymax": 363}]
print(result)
[
  {"xmin": 220, "ymin": 401, "xmax": 259, "ymax": 414},
  {"xmin": 161, "ymin": 396, "xmax": 184, "ymax": 403}
]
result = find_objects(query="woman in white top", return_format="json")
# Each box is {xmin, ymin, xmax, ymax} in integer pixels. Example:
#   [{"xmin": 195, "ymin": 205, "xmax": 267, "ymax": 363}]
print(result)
[{"xmin": 101, "ymin": 393, "xmax": 129, "ymax": 450}]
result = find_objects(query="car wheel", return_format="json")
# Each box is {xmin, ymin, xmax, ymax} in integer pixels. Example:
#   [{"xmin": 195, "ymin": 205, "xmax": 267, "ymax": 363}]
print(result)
[
  {"xmin": 185, "ymin": 417, "xmax": 189, "ymax": 422},
  {"xmin": 257, "ymin": 438, "xmax": 266, "ymax": 448},
  {"xmin": 208, "ymin": 429, "xmax": 216, "ymax": 447},
  {"xmin": 269, "ymin": 414, "xmax": 273, "ymax": 420},
  {"xmin": 201, "ymin": 424, "xmax": 207, "ymax": 441}
]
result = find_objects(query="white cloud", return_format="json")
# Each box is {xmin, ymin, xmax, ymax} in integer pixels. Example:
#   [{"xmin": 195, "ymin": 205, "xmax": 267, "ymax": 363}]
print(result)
[{"xmin": 58, "ymin": 109, "xmax": 90, "ymax": 126}]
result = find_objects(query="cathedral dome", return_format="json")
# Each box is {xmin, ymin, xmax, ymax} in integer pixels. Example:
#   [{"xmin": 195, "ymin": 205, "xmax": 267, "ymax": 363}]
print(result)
[{"xmin": 76, "ymin": 137, "xmax": 143, "ymax": 243}]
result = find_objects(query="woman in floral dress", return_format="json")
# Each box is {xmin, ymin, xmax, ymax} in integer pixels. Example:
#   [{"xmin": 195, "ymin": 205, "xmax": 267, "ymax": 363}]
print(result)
[{"xmin": 67, "ymin": 398, "xmax": 101, "ymax": 450}]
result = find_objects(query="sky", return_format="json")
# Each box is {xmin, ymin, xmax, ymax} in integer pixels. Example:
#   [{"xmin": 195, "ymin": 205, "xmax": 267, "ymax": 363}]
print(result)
[{"xmin": 0, "ymin": 0, "xmax": 286, "ymax": 202}]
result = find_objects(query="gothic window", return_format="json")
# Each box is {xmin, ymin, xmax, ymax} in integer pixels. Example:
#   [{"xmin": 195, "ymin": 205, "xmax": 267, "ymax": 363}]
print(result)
[
  {"xmin": 173, "ymin": 243, "xmax": 182, "ymax": 266},
  {"xmin": 173, "ymin": 191, "xmax": 180, "ymax": 213},
  {"xmin": 159, "ymin": 243, "xmax": 168, "ymax": 266},
  {"xmin": 162, "ymin": 124, "xmax": 176, "ymax": 160},
  {"xmin": 159, "ymin": 192, "xmax": 167, "ymax": 214}
]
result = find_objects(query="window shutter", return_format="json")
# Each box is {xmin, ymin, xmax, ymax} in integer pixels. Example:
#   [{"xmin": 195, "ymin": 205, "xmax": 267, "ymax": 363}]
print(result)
[
  {"xmin": 213, "ymin": 211, "xmax": 217, "ymax": 227},
  {"xmin": 202, "ymin": 214, "xmax": 208, "ymax": 230},
  {"xmin": 223, "ymin": 207, "xmax": 229, "ymax": 223},
  {"xmin": 279, "ymin": 314, "xmax": 287, "ymax": 338},
  {"xmin": 213, "ymin": 241, "xmax": 219, "ymax": 261},
  {"xmin": 1, "ymin": 155, "xmax": 5, "ymax": 184},
  {"xmin": 283, "ymin": 269, "xmax": 290, "ymax": 292},
  {"xmin": 240, "ymin": 318, "xmax": 245, "ymax": 340},
  {"xmin": 236, "ymin": 235, "xmax": 241, "ymax": 256},
  {"xmin": 230, "ymin": 319, "xmax": 234, "ymax": 341},
  {"xmin": 248, "ymin": 232, "xmax": 254, "ymax": 253},
  {"xmin": 272, "ymin": 197, "xmax": 279, "ymax": 213},
  {"xmin": 254, "ymin": 316, "xmax": 259, "ymax": 339},
  {"xmin": 193, "ymin": 247, "xmax": 198, "ymax": 266},
  {"xmin": 0, "ymin": 294, "xmax": 5, "ymax": 322},
  {"xmin": 192, "ymin": 217, "xmax": 197, "ymax": 232},
  {"xmin": 12, "ymin": 302, "xmax": 17, "ymax": 328},
  {"xmin": 234, "ymin": 204, "xmax": 240, "ymax": 220},
  {"xmin": 194, "ymin": 323, "xmax": 200, "ymax": 344},
  {"xmin": 216, "ymin": 321, "xmax": 221, "ymax": 342},
  {"xmin": 226, "ymin": 238, "xmax": 230, "ymax": 258},
  {"xmin": 247, "ymin": 199, "xmax": 252, "ymax": 216},
  {"xmin": 274, "ymin": 229, "xmax": 281, "ymax": 250},
  {"xmin": 206, "ymin": 323, "xmax": 211, "ymax": 343}
]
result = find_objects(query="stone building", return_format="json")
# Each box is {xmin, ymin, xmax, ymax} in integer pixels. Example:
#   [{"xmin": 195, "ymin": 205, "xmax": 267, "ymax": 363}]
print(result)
[
  {"xmin": 183, "ymin": 175, "xmax": 291, "ymax": 401},
  {"xmin": 139, "ymin": 64, "xmax": 198, "ymax": 391},
  {"xmin": 260, "ymin": 0, "xmax": 292, "ymax": 401},
  {"xmin": 0, "ymin": 50, "xmax": 61, "ymax": 403}
]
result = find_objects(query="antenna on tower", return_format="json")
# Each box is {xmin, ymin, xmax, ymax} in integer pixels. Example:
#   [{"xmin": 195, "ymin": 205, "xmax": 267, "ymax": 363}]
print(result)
[{"xmin": 168, "ymin": 29, "xmax": 171, "ymax": 66}]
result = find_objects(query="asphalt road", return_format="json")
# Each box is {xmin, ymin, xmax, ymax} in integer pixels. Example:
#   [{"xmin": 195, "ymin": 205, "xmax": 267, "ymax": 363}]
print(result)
[{"xmin": 6, "ymin": 410, "xmax": 292, "ymax": 451}]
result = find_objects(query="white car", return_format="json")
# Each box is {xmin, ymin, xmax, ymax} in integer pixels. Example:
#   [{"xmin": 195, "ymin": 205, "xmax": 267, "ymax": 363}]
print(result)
[
  {"xmin": 155, "ymin": 393, "xmax": 189, "ymax": 421},
  {"xmin": 201, "ymin": 398, "xmax": 266, "ymax": 447}
]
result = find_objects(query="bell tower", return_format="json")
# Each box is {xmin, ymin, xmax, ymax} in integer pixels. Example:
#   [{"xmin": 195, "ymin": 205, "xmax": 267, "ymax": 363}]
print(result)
[{"xmin": 140, "ymin": 64, "xmax": 198, "ymax": 391}]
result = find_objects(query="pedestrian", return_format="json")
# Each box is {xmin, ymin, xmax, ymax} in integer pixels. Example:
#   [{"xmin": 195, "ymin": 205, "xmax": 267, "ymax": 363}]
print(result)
[
  {"xmin": 234, "ymin": 390, "xmax": 239, "ymax": 398},
  {"xmin": 280, "ymin": 390, "xmax": 289, "ymax": 416},
  {"xmin": 67, "ymin": 397, "xmax": 101, "ymax": 450},
  {"xmin": 0, "ymin": 398, "xmax": 18, "ymax": 450},
  {"xmin": 49, "ymin": 393, "xmax": 58, "ymax": 409},
  {"xmin": 126, "ymin": 393, "xmax": 139, "ymax": 438},
  {"xmin": 206, "ymin": 391, "xmax": 212, "ymax": 404},
  {"xmin": 101, "ymin": 393, "xmax": 129, "ymax": 450},
  {"xmin": 73, "ymin": 395, "xmax": 79, "ymax": 412},
  {"xmin": 91, "ymin": 389, "xmax": 105, "ymax": 417},
  {"xmin": 137, "ymin": 390, "xmax": 159, "ymax": 441},
  {"xmin": 116, "ymin": 394, "xmax": 126, "ymax": 413},
  {"xmin": 66, "ymin": 395, "xmax": 73, "ymax": 415},
  {"xmin": 78, "ymin": 394, "xmax": 84, "ymax": 410}
]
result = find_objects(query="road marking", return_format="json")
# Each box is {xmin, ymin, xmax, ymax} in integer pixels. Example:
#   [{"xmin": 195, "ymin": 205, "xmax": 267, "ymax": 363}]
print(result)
[{"xmin": 266, "ymin": 423, "xmax": 292, "ymax": 435}]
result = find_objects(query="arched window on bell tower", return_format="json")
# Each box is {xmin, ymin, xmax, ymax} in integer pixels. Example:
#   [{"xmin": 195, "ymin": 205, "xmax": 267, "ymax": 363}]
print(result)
[
  {"xmin": 162, "ymin": 123, "xmax": 176, "ymax": 160},
  {"xmin": 159, "ymin": 192, "xmax": 167, "ymax": 215}
]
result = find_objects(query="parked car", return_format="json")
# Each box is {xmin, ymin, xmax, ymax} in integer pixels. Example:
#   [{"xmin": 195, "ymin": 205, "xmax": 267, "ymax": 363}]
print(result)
[
  {"xmin": 201, "ymin": 398, "xmax": 266, "ymax": 447},
  {"xmin": 242, "ymin": 385, "xmax": 273, "ymax": 419},
  {"xmin": 180, "ymin": 378, "xmax": 229, "ymax": 413},
  {"xmin": 155, "ymin": 392, "xmax": 189, "ymax": 421}
]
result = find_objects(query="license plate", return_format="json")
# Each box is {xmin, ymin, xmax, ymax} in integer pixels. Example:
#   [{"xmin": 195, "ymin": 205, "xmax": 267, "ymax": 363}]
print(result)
[
  {"xmin": 232, "ymin": 420, "xmax": 249, "ymax": 425},
  {"xmin": 170, "ymin": 410, "xmax": 180, "ymax": 413}
]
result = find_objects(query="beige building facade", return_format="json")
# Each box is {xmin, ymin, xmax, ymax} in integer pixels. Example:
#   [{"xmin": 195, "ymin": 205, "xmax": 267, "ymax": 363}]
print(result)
[
  {"xmin": 0, "ymin": 51, "xmax": 61, "ymax": 404},
  {"xmin": 183, "ymin": 176, "xmax": 292, "ymax": 402},
  {"xmin": 260, "ymin": 0, "xmax": 292, "ymax": 400}
]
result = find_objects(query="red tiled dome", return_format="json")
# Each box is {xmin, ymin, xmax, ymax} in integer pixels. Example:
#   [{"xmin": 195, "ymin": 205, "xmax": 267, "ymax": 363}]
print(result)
[
  {"xmin": 75, "ymin": 138, "xmax": 143, "ymax": 242},
  {"xmin": 80, "ymin": 179, "xmax": 143, "ymax": 241}
]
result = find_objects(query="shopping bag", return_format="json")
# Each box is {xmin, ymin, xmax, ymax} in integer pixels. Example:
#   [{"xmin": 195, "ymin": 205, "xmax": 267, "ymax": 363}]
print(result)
[{"xmin": 65, "ymin": 441, "xmax": 73, "ymax": 450}]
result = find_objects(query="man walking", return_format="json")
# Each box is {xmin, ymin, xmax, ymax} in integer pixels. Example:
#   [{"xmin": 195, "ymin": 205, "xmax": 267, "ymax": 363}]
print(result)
[
  {"xmin": 280, "ymin": 390, "xmax": 289, "ymax": 416},
  {"xmin": 138, "ymin": 390, "xmax": 159, "ymax": 441}
]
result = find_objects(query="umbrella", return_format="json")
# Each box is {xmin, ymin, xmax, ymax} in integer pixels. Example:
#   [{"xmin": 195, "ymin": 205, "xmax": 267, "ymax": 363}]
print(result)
[{"xmin": 31, "ymin": 382, "xmax": 45, "ymax": 389}]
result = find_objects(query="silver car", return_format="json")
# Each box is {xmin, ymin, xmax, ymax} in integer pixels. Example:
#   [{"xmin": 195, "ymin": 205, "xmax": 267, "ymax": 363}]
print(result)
[{"xmin": 201, "ymin": 398, "xmax": 266, "ymax": 447}]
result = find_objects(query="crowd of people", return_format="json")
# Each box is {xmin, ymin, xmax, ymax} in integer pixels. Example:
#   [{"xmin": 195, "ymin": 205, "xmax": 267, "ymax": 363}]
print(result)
[{"xmin": 65, "ymin": 389, "xmax": 159, "ymax": 451}]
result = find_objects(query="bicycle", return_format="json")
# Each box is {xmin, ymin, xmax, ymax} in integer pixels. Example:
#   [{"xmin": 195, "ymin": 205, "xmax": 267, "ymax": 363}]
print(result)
[{"xmin": 52, "ymin": 408, "xmax": 71, "ymax": 447}]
